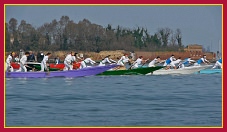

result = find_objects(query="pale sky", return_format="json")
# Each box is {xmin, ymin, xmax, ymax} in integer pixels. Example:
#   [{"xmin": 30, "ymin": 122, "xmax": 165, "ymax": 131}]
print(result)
[{"xmin": 5, "ymin": 5, "xmax": 222, "ymax": 52}]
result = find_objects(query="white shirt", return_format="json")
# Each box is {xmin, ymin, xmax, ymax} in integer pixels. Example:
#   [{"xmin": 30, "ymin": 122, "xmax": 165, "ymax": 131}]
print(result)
[
  {"xmin": 134, "ymin": 58, "xmax": 143, "ymax": 65},
  {"xmin": 72, "ymin": 56, "xmax": 76, "ymax": 62},
  {"xmin": 6, "ymin": 55, "xmax": 13, "ymax": 64},
  {"xmin": 101, "ymin": 58, "xmax": 112, "ymax": 64},
  {"xmin": 118, "ymin": 56, "xmax": 129, "ymax": 64},
  {"xmin": 20, "ymin": 55, "xmax": 27, "ymax": 65},
  {"xmin": 65, "ymin": 54, "xmax": 74, "ymax": 63},
  {"xmin": 148, "ymin": 58, "xmax": 158, "ymax": 67},
  {"xmin": 173, "ymin": 59, "xmax": 182, "ymax": 65},
  {"xmin": 42, "ymin": 55, "xmax": 49, "ymax": 64},
  {"xmin": 84, "ymin": 58, "xmax": 96, "ymax": 64}
]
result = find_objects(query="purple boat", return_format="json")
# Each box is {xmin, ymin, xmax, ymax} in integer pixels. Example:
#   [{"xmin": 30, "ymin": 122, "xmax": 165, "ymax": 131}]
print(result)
[{"xmin": 5, "ymin": 64, "xmax": 118, "ymax": 78}]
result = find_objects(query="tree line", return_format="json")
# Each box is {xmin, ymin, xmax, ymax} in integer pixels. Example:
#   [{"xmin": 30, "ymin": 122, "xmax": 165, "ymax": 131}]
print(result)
[{"xmin": 5, "ymin": 16, "xmax": 184, "ymax": 52}]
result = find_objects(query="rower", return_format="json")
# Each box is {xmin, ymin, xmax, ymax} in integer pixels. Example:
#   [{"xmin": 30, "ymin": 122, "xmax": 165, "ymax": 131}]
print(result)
[
  {"xmin": 80, "ymin": 57, "xmax": 96, "ymax": 69},
  {"xmin": 173, "ymin": 57, "xmax": 183, "ymax": 69},
  {"xmin": 194, "ymin": 55, "xmax": 210, "ymax": 66},
  {"xmin": 16, "ymin": 51, "xmax": 30, "ymax": 72},
  {"xmin": 212, "ymin": 58, "xmax": 222, "ymax": 69},
  {"xmin": 63, "ymin": 52, "xmax": 75, "ymax": 71},
  {"xmin": 117, "ymin": 54, "xmax": 129, "ymax": 66},
  {"xmin": 180, "ymin": 57, "xmax": 196, "ymax": 68},
  {"xmin": 163, "ymin": 54, "xmax": 176, "ymax": 69},
  {"xmin": 40, "ymin": 52, "xmax": 51, "ymax": 72},
  {"xmin": 5, "ymin": 52, "xmax": 15, "ymax": 72},
  {"xmin": 99, "ymin": 55, "xmax": 116, "ymax": 66},
  {"xmin": 131, "ymin": 56, "xmax": 148, "ymax": 69},
  {"xmin": 148, "ymin": 56, "xmax": 163, "ymax": 67}
]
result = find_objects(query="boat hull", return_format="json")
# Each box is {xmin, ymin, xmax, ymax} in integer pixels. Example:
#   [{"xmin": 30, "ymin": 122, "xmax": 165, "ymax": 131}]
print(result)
[
  {"xmin": 98, "ymin": 66, "xmax": 163, "ymax": 75},
  {"xmin": 34, "ymin": 65, "xmax": 60, "ymax": 71},
  {"xmin": 11, "ymin": 62, "xmax": 81, "ymax": 71},
  {"xmin": 49, "ymin": 62, "xmax": 81, "ymax": 70},
  {"xmin": 197, "ymin": 69, "xmax": 222, "ymax": 74},
  {"xmin": 152, "ymin": 65, "xmax": 212, "ymax": 75},
  {"xmin": 5, "ymin": 64, "xmax": 117, "ymax": 78}
]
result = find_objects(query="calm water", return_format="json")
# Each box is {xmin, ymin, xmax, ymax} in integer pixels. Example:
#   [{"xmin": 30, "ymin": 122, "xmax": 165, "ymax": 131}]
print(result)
[{"xmin": 6, "ymin": 74, "xmax": 222, "ymax": 127}]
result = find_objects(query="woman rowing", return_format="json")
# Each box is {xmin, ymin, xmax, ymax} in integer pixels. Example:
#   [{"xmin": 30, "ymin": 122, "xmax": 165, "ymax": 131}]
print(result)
[
  {"xmin": 5, "ymin": 52, "xmax": 15, "ymax": 72},
  {"xmin": 16, "ymin": 52, "xmax": 30, "ymax": 72},
  {"xmin": 148, "ymin": 56, "xmax": 163, "ymax": 67},
  {"xmin": 131, "ymin": 56, "xmax": 148, "ymax": 69},
  {"xmin": 40, "ymin": 52, "xmax": 51, "ymax": 72},
  {"xmin": 99, "ymin": 55, "xmax": 116, "ymax": 66},
  {"xmin": 80, "ymin": 57, "xmax": 96, "ymax": 69},
  {"xmin": 63, "ymin": 52, "xmax": 75, "ymax": 71},
  {"xmin": 117, "ymin": 54, "xmax": 129, "ymax": 66}
]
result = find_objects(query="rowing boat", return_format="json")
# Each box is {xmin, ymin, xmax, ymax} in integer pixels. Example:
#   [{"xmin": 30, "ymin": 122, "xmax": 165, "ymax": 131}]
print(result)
[
  {"xmin": 197, "ymin": 69, "xmax": 222, "ymax": 74},
  {"xmin": 98, "ymin": 66, "xmax": 163, "ymax": 75},
  {"xmin": 11, "ymin": 62, "xmax": 81, "ymax": 71},
  {"xmin": 33, "ymin": 65, "xmax": 60, "ymax": 71},
  {"xmin": 5, "ymin": 64, "xmax": 117, "ymax": 78},
  {"xmin": 152, "ymin": 65, "xmax": 212, "ymax": 75},
  {"xmin": 49, "ymin": 62, "xmax": 81, "ymax": 70}
]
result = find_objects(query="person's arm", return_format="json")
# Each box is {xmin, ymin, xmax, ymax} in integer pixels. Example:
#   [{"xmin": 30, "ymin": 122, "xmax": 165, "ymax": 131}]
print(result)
[
  {"xmin": 189, "ymin": 59, "xmax": 196, "ymax": 63},
  {"xmin": 90, "ymin": 59, "xmax": 96, "ymax": 65},
  {"xmin": 205, "ymin": 59, "xmax": 210, "ymax": 63},
  {"xmin": 105, "ymin": 58, "xmax": 111, "ymax": 63},
  {"xmin": 109, "ymin": 58, "xmax": 116, "ymax": 63}
]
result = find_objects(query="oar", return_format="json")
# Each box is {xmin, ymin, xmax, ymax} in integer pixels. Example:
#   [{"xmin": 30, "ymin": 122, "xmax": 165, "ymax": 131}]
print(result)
[
  {"xmin": 128, "ymin": 62, "xmax": 137, "ymax": 70},
  {"xmin": 25, "ymin": 65, "xmax": 36, "ymax": 71},
  {"xmin": 45, "ymin": 66, "xmax": 50, "ymax": 75},
  {"xmin": 140, "ymin": 58, "xmax": 149, "ymax": 67}
]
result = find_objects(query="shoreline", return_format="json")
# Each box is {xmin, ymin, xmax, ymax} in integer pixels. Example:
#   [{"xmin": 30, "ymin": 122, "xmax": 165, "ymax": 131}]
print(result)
[{"xmin": 5, "ymin": 50, "xmax": 217, "ymax": 62}]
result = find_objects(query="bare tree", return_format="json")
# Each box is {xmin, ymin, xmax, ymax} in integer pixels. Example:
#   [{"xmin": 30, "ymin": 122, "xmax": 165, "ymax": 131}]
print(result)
[{"xmin": 157, "ymin": 27, "xmax": 172, "ymax": 47}]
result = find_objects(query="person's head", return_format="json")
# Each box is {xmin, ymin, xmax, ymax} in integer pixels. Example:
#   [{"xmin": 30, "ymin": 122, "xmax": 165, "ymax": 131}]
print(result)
[
  {"xmin": 139, "ymin": 56, "xmax": 143, "ymax": 59},
  {"xmin": 25, "ymin": 52, "xmax": 30, "ymax": 56},
  {"xmin": 156, "ymin": 56, "xmax": 160, "ymax": 60},
  {"xmin": 203, "ymin": 55, "xmax": 206, "ymax": 58},
  {"xmin": 106, "ymin": 55, "xmax": 111, "ymax": 58},
  {"xmin": 124, "ymin": 53, "xmax": 128, "ymax": 57},
  {"xmin": 11, "ymin": 52, "xmax": 15, "ymax": 57},
  {"xmin": 46, "ymin": 52, "xmax": 51, "ymax": 56},
  {"xmin": 178, "ymin": 57, "xmax": 181, "ymax": 59},
  {"xmin": 171, "ymin": 54, "xmax": 174, "ymax": 57},
  {"xmin": 74, "ymin": 52, "xmax": 78, "ymax": 56}
]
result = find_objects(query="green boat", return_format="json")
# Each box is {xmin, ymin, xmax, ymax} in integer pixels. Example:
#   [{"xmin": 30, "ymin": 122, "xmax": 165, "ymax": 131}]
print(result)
[{"xmin": 98, "ymin": 66, "xmax": 163, "ymax": 75}]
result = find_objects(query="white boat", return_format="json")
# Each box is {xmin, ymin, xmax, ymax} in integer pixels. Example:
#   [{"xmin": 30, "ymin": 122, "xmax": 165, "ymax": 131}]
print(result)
[{"xmin": 152, "ymin": 65, "xmax": 212, "ymax": 75}]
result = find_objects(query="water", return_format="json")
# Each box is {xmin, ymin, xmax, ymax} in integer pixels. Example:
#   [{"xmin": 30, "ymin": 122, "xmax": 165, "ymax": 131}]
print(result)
[{"xmin": 5, "ymin": 74, "xmax": 222, "ymax": 127}]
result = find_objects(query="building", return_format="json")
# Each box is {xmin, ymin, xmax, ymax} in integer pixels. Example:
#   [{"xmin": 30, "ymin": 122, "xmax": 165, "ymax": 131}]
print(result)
[
  {"xmin": 184, "ymin": 44, "xmax": 202, "ymax": 52},
  {"xmin": 184, "ymin": 44, "xmax": 216, "ymax": 61}
]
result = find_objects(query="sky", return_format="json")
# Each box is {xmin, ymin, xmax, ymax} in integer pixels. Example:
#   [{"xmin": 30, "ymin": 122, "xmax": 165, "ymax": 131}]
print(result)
[{"xmin": 5, "ymin": 5, "xmax": 222, "ymax": 53}]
